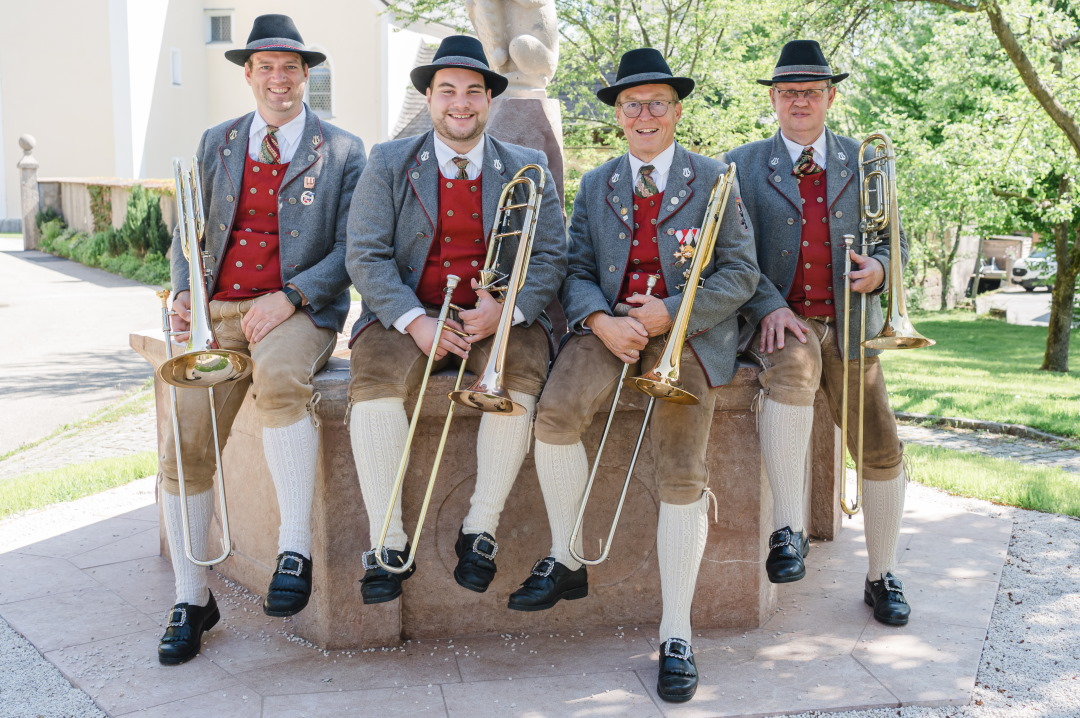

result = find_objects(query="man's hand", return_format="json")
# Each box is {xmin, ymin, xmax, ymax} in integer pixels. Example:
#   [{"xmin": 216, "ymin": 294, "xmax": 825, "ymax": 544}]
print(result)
[
  {"xmin": 758, "ymin": 307, "xmax": 809, "ymax": 354},
  {"xmin": 848, "ymin": 251, "xmax": 885, "ymax": 294},
  {"xmin": 459, "ymin": 280, "xmax": 502, "ymax": 344},
  {"xmin": 406, "ymin": 314, "xmax": 470, "ymax": 360},
  {"xmin": 169, "ymin": 291, "xmax": 192, "ymax": 343},
  {"xmin": 625, "ymin": 293, "xmax": 672, "ymax": 337},
  {"xmin": 587, "ymin": 312, "xmax": 648, "ymax": 364},
  {"xmin": 241, "ymin": 291, "xmax": 295, "ymax": 343}
]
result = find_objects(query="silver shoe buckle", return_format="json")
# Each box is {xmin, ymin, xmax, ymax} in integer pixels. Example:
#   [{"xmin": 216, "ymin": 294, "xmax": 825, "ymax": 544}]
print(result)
[
  {"xmin": 471, "ymin": 535, "xmax": 498, "ymax": 561},
  {"xmin": 882, "ymin": 575, "xmax": 904, "ymax": 593},
  {"xmin": 663, "ymin": 637, "xmax": 692, "ymax": 658},
  {"xmin": 531, "ymin": 557, "xmax": 555, "ymax": 577},
  {"xmin": 166, "ymin": 607, "xmax": 188, "ymax": 628},
  {"xmin": 278, "ymin": 554, "xmax": 304, "ymax": 577},
  {"xmin": 362, "ymin": 547, "xmax": 390, "ymax": 571}
]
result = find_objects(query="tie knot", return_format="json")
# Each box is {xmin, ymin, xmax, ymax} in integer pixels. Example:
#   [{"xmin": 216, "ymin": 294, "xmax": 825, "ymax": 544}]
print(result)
[
  {"xmin": 792, "ymin": 146, "xmax": 823, "ymax": 178},
  {"xmin": 640, "ymin": 164, "xmax": 655, "ymax": 177},
  {"xmin": 452, "ymin": 156, "xmax": 470, "ymax": 180},
  {"xmin": 266, "ymin": 125, "xmax": 279, "ymax": 136}
]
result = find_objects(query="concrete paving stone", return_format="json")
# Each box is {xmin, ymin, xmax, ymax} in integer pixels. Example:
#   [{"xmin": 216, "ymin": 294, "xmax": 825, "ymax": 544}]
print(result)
[
  {"xmin": 453, "ymin": 627, "xmax": 656, "ymax": 681},
  {"xmin": 646, "ymin": 648, "xmax": 896, "ymax": 717},
  {"xmin": 1, "ymin": 584, "xmax": 159, "ymax": 652},
  {"xmin": 441, "ymin": 670, "xmax": 660, "ymax": 718},
  {"xmin": 853, "ymin": 618, "xmax": 987, "ymax": 707},
  {"xmin": 231, "ymin": 641, "xmax": 465, "ymax": 697},
  {"xmin": 84, "ymin": 555, "xmax": 178, "ymax": 618},
  {"xmin": 899, "ymin": 531, "xmax": 1008, "ymax": 580},
  {"xmin": 889, "ymin": 571, "xmax": 1001, "ymax": 630},
  {"xmin": 761, "ymin": 588, "xmax": 872, "ymax": 643},
  {"xmin": 70, "ymin": 526, "xmax": 160, "ymax": 569},
  {"xmin": 45, "ymin": 628, "xmax": 243, "ymax": 715},
  {"xmin": 115, "ymin": 688, "xmax": 264, "ymax": 718},
  {"xmin": 0, "ymin": 551, "xmax": 100, "ymax": 605},
  {"xmin": 898, "ymin": 502, "xmax": 1011, "ymax": 539},
  {"xmin": 17, "ymin": 517, "xmax": 155, "ymax": 560},
  {"xmin": 262, "ymin": 685, "xmax": 449, "ymax": 717}
]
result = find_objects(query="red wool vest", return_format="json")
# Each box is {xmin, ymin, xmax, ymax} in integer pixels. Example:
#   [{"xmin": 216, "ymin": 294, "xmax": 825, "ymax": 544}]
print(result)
[
  {"xmin": 619, "ymin": 192, "xmax": 669, "ymax": 302},
  {"xmin": 788, "ymin": 171, "xmax": 835, "ymax": 317},
  {"xmin": 416, "ymin": 176, "xmax": 487, "ymax": 308},
  {"xmin": 214, "ymin": 155, "xmax": 288, "ymax": 301}
]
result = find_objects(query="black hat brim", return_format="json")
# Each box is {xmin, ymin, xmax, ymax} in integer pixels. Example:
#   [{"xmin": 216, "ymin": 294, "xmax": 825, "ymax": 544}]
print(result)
[
  {"xmin": 410, "ymin": 63, "xmax": 509, "ymax": 98},
  {"xmin": 596, "ymin": 76, "xmax": 695, "ymax": 106},
  {"xmin": 757, "ymin": 72, "xmax": 848, "ymax": 86},
  {"xmin": 225, "ymin": 47, "xmax": 327, "ymax": 67}
]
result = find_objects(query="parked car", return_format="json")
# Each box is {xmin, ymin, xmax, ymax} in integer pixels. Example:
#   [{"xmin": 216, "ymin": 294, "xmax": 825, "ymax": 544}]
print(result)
[{"xmin": 1011, "ymin": 248, "xmax": 1056, "ymax": 292}]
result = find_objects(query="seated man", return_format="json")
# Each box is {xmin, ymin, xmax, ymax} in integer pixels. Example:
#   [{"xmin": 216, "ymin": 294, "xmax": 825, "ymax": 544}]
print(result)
[
  {"xmin": 510, "ymin": 48, "xmax": 758, "ymax": 703},
  {"xmin": 345, "ymin": 36, "xmax": 566, "ymax": 604}
]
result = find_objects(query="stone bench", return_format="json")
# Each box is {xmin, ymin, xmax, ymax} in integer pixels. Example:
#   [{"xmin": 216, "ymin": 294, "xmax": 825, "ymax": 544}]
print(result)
[{"xmin": 131, "ymin": 330, "xmax": 841, "ymax": 649}]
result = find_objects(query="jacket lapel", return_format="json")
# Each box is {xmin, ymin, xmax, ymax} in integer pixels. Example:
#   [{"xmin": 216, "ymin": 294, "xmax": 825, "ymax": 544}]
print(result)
[
  {"xmin": 481, "ymin": 134, "xmax": 509, "ymax": 239},
  {"xmin": 765, "ymin": 131, "xmax": 802, "ymax": 211},
  {"xmin": 657, "ymin": 143, "xmax": 695, "ymax": 227},
  {"xmin": 280, "ymin": 108, "xmax": 323, "ymax": 191},
  {"xmin": 605, "ymin": 154, "xmax": 634, "ymax": 229},
  {"xmin": 217, "ymin": 114, "xmax": 252, "ymax": 191},
  {"xmin": 825, "ymin": 128, "xmax": 855, "ymax": 210},
  {"xmin": 406, "ymin": 132, "xmax": 441, "ymax": 232}
]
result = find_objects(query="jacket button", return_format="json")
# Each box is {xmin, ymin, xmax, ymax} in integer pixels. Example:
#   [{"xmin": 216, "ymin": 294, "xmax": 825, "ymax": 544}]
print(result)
[
  {"xmin": 219, "ymin": 224, "xmax": 226, "ymax": 231},
  {"xmin": 608, "ymin": 265, "xmax": 616, "ymax": 272},
  {"xmin": 416, "ymin": 232, "xmax": 424, "ymax": 239},
  {"xmin": 223, "ymin": 149, "xmax": 231, "ymax": 156},
  {"xmin": 290, "ymin": 230, "xmax": 299, "ymax": 237},
  {"xmin": 781, "ymin": 250, "xmax": 791, "ymax": 257},
  {"xmin": 787, "ymin": 218, "xmax": 794, "ymax": 225},
  {"xmin": 774, "ymin": 176, "xmax": 782, "ymax": 183},
  {"xmin": 840, "ymin": 170, "xmax": 848, "ymax": 178},
  {"xmin": 619, "ymin": 232, "xmax": 626, "ymax": 239},
  {"xmin": 226, "ymin": 195, "xmax": 234, "ymax": 202},
  {"xmin": 835, "ymin": 211, "xmax": 843, "ymax": 218},
  {"xmin": 289, "ymin": 198, "xmax": 297, "ymax": 204},
  {"xmin": 308, "ymin": 154, "xmax": 315, "ymax": 161}
]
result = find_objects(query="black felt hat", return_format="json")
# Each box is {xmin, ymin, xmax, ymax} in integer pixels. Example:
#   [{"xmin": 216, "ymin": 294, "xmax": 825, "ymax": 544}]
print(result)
[
  {"xmin": 409, "ymin": 35, "xmax": 508, "ymax": 97},
  {"xmin": 595, "ymin": 48, "xmax": 695, "ymax": 107},
  {"xmin": 757, "ymin": 40, "xmax": 848, "ymax": 86},
  {"xmin": 224, "ymin": 14, "xmax": 326, "ymax": 67}
]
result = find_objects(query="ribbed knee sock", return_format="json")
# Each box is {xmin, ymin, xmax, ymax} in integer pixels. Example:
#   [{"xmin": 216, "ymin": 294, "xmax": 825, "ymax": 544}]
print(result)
[
  {"xmin": 162, "ymin": 489, "xmax": 212, "ymax": 606},
  {"xmin": 657, "ymin": 495, "xmax": 708, "ymax": 644},
  {"xmin": 263, "ymin": 417, "xmax": 318, "ymax": 556},
  {"xmin": 864, "ymin": 469, "xmax": 907, "ymax": 579},
  {"xmin": 759, "ymin": 397, "xmax": 813, "ymax": 532},
  {"xmin": 463, "ymin": 390, "xmax": 536, "ymax": 537},
  {"xmin": 349, "ymin": 398, "xmax": 409, "ymax": 550},
  {"xmin": 534, "ymin": 439, "xmax": 589, "ymax": 570}
]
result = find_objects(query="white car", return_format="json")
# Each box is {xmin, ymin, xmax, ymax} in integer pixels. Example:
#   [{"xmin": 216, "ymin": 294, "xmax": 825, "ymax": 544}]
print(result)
[{"xmin": 1011, "ymin": 248, "xmax": 1056, "ymax": 292}]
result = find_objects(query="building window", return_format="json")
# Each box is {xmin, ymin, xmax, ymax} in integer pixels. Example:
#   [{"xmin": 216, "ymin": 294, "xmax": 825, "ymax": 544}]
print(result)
[
  {"xmin": 307, "ymin": 64, "xmax": 332, "ymax": 118},
  {"xmin": 206, "ymin": 11, "xmax": 233, "ymax": 44},
  {"xmin": 171, "ymin": 49, "xmax": 182, "ymax": 86}
]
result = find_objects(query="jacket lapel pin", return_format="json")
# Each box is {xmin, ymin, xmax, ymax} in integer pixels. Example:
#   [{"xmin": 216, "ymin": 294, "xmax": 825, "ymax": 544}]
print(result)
[
  {"xmin": 420, "ymin": 151, "xmax": 430, "ymax": 162},
  {"xmin": 493, "ymin": 158, "xmax": 502, "ymax": 171},
  {"xmin": 682, "ymin": 167, "xmax": 691, "ymax": 178},
  {"xmin": 312, "ymin": 135, "xmax": 321, "ymax": 146},
  {"xmin": 838, "ymin": 151, "xmax": 847, "ymax": 161},
  {"xmin": 304, "ymin": 176, "xmax": 315, "ymax": 189},
  {"xmin": 228, "ymin": 129, "xmax": 237, "ymax": 141},
  {"xmin": 611, "ymin": 172, "xmax": 620, "ymax": 183},
  {"xmin": 770, "ymin": 157, "xmax": 779, "ymax": 166}
]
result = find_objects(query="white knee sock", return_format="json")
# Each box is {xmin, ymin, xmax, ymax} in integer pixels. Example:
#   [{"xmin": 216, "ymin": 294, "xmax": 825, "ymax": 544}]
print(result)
[
  {"xmin": 657, "ymin": 495, "xmax": 708, "ymax": 644},
  {"xmin": 864, "ymin": 469, "xmax": 907, "ymax": 579},
  {"xmin": 463, "ymin": 390, "xmax": 536, "ymax": 537},
  {"xmin": 263, "ymin": 417, "xmax": 318, "ymax": 557},
  {"xmin": 758, "ymin": 396, "xmax": 813, "ymax": 533},
  {"xmin": 534, "ymin": 440, "xmax": 589, "ymax": 570},
  {"xmin": 349, "ymin": 398, "xmax": 409, "ymax": 550},
  {"xmin": 162, "ymin": 489, "xmax": 212, "ymax": 606}
]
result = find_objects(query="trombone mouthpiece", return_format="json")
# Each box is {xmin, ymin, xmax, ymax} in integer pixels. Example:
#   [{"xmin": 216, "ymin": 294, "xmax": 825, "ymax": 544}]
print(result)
[{"xmin": 446, "ymin": 274, "xmax": 461, "ymax": 290}]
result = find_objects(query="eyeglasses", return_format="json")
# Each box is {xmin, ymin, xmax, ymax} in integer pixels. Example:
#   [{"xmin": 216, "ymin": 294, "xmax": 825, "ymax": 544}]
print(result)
[
  {"xmin": 772, "ymin": 88, "xmax": 831, "ymax": 101},
  {"xmin": 616, "ymin": 100, "xmax": 677, "ymax": 118}
]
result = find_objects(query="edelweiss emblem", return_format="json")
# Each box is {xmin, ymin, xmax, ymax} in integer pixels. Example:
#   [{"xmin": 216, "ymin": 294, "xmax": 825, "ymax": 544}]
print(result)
[
  {"xmin": 610, "ymin": 172, "xmax": 620, "ymax": 183},
  {"xmin": 420, "ymin": 151, "xmax": 430, "ymax": 162},
  {"xmin": 838, "ymin": 151, "xmax": 847, "ymax": 161},
  {"xmin": 312, "ymin": 135, "xmax": 321, "ymax": 146},
  {"xmin": 228, "ymin": 130, "xmax": 237, "ymax": 141},
  {"xmin": 770, "ymin": 157, "xmax": 779, "ymax": 166},
  {"xmin": 682, "ymin": 167, "xmax": 691, "ymax": 178},
  {"xmin": 493, "ymin": 159, "xmax": 502, "ymax": 171}
]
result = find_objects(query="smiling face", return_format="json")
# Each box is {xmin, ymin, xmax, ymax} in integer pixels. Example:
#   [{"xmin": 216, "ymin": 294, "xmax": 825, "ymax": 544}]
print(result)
[
  {"xmin": 770, "ymin": 81, "xmax": 835, "ymax": 146},
  {"xmin": 615, "ymin": 84, "xmax": 682, "ymax": 163},
  {"xmin": 427, "ymin": 67, "xmax": 492, "ymax": 153},
  {"xmin": 245, "ymin": 51, "xmax": 308, "ymax": 125}
]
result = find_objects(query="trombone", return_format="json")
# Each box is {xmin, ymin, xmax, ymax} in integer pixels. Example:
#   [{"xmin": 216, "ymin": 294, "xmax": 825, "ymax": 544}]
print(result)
[
  {"xmin": 840, "ymin": 133, "xmax": 933, "ymax": 515},
  {"xmin": 568, "ymin": 165, "xmax": 738, "ymax": 564},
  {"xmin": 158, "ymin": 157, "xmax": 253, "ymax": 566},
  {"xmin": 373, "ymin": 164, "xmax": 545, "ymax": 573}
]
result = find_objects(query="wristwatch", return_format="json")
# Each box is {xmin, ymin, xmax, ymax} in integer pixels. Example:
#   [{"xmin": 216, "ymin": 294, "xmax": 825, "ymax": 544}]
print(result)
[{"xmin": 283, "ymin": 287, "xmax": 304, "ymax": 308}]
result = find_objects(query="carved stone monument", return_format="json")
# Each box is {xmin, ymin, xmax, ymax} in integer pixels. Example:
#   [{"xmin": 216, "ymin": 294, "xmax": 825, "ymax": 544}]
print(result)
[{"xmin": 17, "ymin": 135, "xmax": 40, "ymax": 250}]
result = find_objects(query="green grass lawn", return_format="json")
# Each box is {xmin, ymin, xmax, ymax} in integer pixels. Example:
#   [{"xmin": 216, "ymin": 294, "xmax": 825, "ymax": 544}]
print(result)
[
  {"xmin": 0, "ymin": 452, "xmax": 157, "ymax": 520},
  {"xmin": 881, "ymin": 312, "xmax": 1080, "ymax": 439}
]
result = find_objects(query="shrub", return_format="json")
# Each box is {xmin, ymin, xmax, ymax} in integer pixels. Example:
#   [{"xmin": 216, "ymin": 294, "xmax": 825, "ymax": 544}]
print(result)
[{"xmin": 118, "ymin": 186, "xmax": 170, "ymax": 257}]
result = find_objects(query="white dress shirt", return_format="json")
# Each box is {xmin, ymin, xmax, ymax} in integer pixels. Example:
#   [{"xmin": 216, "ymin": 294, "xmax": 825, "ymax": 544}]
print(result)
[
  {"xmin": 780, "ymin": 129, "xmax": 827, "ymax": 170},
  {"xmin": 248, "ymin": 107, "xmax": 307, "ymax": 163},
  {"xmin": 628, "ymin": 141, "xmax": 676, "ymax": 193}
]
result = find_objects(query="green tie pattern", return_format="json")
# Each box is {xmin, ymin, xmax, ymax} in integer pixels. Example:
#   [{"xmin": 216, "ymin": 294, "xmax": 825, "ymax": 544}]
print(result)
[
  {"xmin": 635, "ymin": 164, "xmax": 658, "ymax": 198},
  {"xmin": 259, "ymin": 126, "xmax": 280, "ymax": 164}
]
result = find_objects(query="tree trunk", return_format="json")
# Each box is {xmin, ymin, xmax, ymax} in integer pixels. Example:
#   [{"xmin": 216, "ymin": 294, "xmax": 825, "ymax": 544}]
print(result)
[{"xmin": 1041, "ymin": 220, "xmax": 1079, "ymax": 373}]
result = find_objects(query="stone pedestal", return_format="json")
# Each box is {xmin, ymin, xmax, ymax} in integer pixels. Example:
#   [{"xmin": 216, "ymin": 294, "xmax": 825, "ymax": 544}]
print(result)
[
  {"xmin": 132, "ymin": 331, "xmax": 841, "ymax": 648},
  {"xmin": 17, "ymin": 135, "xmax": 40, "ymax": 251},
  {"xmin": 487, "ymin": 96, "xmax": 565, "ymax": 206}
]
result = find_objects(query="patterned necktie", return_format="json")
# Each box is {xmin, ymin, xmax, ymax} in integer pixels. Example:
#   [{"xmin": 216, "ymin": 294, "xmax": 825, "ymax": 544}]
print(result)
[
  {"xmin": 452, "ymin": 156, "xmax": 470, "ymax": 180},
  {"xmin": 792, "ymin": 146, "xmax": 823, "ymax": 178},
  {"xmin": 635, "ymin": 164, "xmax": 658, "ymax": 198},
  {"xmin": 259, "ymin": 125, "xmax": 281, "ymax": 165}
]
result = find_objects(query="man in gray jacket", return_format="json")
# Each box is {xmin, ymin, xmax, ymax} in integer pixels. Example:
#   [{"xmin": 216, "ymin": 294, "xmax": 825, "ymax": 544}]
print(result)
[
  {"xmin": 158, "ymin": 14, "xmax": 365, "ymax": 665},
  {"xmin": 508, "ymin": 48, "xmax": 758, "ymax": 703},
  {"xmin": 345, "ymin": 36, "xmax": 566, "ymax": 606},
  {"xmin": 725, "ymin": 40, "xmax": 911, "ymax": 627}
]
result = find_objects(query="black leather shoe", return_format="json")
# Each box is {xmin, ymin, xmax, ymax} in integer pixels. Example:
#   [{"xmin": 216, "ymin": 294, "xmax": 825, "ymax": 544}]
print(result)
[
  {"xmin": 453, "ymin": 528, "xmax": 498, "ymax": 593},
  {"xmin": 263, "ymin": 551, "xmax": 313, "ymax": 617},
  {"xmin": 507, "ymin": 557, "xmax": 588, "ymax": 611},
  {"xmin": 657, "ymin": 638, "xmax": 698, "ymax": 703},
  {"xmin": 158, "ymin": 591, "xmax": 220, "ymax": 666},
  {"xmin": 864, "ymin": 572, "xmax": 911, "ymax": 626},
  {"xmin": 359, "ymin": 546, "xmax": 416, "ymax": 605},
  {"xmin": 766, "ymin": 526, "xmax": 809, "ymax": 583}
]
